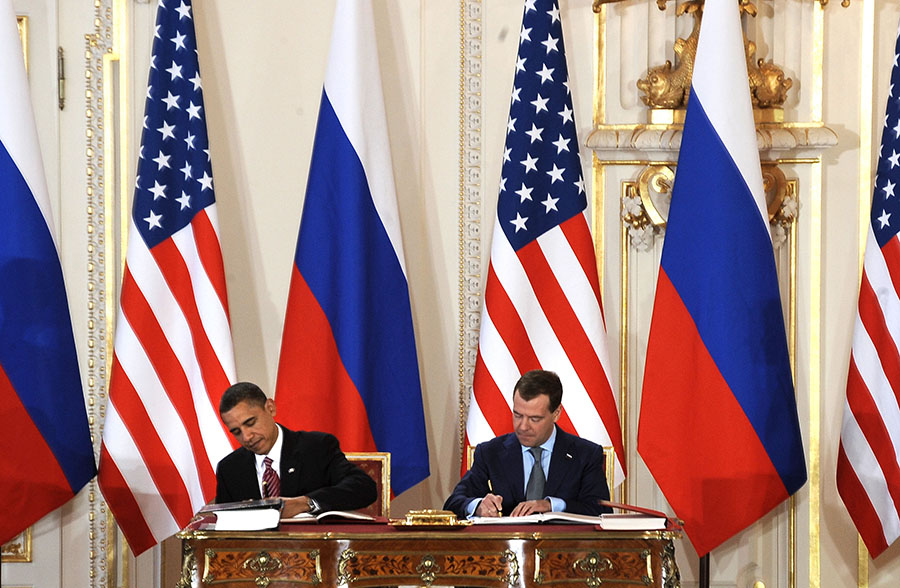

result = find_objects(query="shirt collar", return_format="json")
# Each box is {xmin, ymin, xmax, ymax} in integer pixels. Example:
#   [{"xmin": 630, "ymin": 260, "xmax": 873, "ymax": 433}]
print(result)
[
  {"xmin": 521, "ymin": 424, "xmax": 557, "ymax": 456},
  {"xmin": 255, "ymin": 423, "xmax": 283, "ymax": 470}
]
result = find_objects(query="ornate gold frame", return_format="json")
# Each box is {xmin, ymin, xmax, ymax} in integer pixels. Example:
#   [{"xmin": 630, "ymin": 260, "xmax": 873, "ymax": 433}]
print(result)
[{"xmin": 0, "ymin": 528, "xmax": 32, "ymax": 563}]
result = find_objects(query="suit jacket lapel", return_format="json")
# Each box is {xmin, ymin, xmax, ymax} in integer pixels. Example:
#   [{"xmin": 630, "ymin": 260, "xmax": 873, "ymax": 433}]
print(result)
[
  {"xmin": 503, "ymin": 434, "xmax": 526, "ymax": 504},
  {"xmin": 279, "ymin": 427, "xmax": 302, "ymax": 497},
  {"xmin": 545, "ymin": 426, "xmax": 572, "ymax": 497}
]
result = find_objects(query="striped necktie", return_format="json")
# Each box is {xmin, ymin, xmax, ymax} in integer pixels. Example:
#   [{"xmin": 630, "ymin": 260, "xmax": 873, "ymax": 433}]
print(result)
[{"xmin": 262, "ymin": 456, "xmax": 281, "ymax": 498}]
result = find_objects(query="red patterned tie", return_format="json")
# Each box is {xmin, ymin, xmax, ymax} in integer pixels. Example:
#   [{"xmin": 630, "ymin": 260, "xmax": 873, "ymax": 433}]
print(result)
[{"xmin": 262, "ymin": 456, "xmax": 281, "ymax": 498}]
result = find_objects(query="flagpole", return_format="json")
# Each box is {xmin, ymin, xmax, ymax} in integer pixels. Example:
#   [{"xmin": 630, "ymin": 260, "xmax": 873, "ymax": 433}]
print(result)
[{"xmin": 699, "ymin": 554, "xmax": 709, "ymax": 588}]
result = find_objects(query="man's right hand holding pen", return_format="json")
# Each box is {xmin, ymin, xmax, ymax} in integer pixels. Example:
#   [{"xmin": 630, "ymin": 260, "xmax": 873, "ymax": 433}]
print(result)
[{"xmin": 475, "ymin": 492, "xmax": 504, "ymax": 517}]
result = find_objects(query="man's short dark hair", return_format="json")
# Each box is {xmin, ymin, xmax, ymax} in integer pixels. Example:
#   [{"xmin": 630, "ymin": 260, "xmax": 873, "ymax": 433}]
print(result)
[
  {"xmin": 514, "ymin": 369, "xmax": 562, "ymax": 412},
  {"xmin": 219, "ymin": 381, "xmax": 268, "ymax": 414}
]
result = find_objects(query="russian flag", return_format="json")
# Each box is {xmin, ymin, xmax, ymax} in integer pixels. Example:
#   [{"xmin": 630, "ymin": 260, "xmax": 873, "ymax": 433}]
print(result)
[
  {"xmin": 274, "ymin": 0, "xmax": 429, "ymax": 495},
  {"xmin": 637, "ymin": 0, "xmax": 806, "ymax": 556},
  {"xmin": 0, "ymin": 0, "xmax": 96, "ymax": 544}
]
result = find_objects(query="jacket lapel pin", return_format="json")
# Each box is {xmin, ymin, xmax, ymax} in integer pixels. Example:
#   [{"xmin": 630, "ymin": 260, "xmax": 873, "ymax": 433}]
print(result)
[
  {"xmin": 287, "ymin": 467, "xmax": 296, "ymax": 474},
  {"xmin": 566, "ymin": 453, "xmax": 573, "ymax": 459}
]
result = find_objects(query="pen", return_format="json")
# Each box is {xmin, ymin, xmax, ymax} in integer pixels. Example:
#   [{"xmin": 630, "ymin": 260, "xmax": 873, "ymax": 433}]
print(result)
[{"xmin": 487, "ymin": 479, "xmax": 502, "ymax": 516}]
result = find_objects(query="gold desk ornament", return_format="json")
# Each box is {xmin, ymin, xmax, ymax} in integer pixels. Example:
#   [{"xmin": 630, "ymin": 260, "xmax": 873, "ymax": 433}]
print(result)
[{"xmin": 392, "ymin": 509, "xmax": 471, "ymax": 528}]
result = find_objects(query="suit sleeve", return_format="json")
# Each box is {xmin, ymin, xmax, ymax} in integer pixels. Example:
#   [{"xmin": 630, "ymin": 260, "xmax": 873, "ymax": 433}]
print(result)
[
  {"xmin": 443, "ymin": 443, "xmax": 491, "ymax": 517},
  {"xmin": 564, "ymin": 443, "xmax": 612, "ymax": 516},
  {"xmin": 304, "ymin": 434, "xmax": 377, "ymax": 512}
]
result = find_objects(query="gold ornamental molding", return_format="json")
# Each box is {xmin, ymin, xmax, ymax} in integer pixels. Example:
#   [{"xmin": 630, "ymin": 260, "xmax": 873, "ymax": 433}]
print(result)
[{"xmin": 338, "ymin": 547, "xmax": 520, "ymax": 587}]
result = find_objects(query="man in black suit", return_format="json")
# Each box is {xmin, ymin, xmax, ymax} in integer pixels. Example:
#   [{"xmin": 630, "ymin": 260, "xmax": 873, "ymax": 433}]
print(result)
[
  {"xmin": 444, "ymin": 370, "xmax": 611, "ymax": 518},
  {"xmin": 215, "ymin": 382, "xmax": 377, "ymax": 518}
]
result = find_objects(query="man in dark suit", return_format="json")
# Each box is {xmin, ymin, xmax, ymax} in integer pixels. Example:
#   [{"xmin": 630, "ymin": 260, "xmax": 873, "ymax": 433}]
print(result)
[
  {"xmin": 215, "ymin": 382, "xmax": 376, "ymax": 518},
  {"xmin": 444, "ymin": 370, "xmax": 611, "ymax": 518}
]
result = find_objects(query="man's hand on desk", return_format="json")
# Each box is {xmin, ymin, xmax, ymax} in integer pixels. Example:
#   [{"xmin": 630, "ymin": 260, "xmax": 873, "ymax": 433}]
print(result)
[
  {"xmin": 475, "ymin": 493, "xmax": 504, "ymax": 517},
  {"xmin": 509, "ymin": 499, "xmax": 551, "ymax": 517},
  {"xmin": 281, "ymin": 496, "xmax": 312, "ymax": 518}
]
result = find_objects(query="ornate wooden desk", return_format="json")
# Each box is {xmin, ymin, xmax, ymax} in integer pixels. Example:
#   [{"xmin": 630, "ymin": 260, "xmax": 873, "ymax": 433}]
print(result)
[{"xmin": 178, "ymin": 522, "xmax": 681, "ymax": 587}]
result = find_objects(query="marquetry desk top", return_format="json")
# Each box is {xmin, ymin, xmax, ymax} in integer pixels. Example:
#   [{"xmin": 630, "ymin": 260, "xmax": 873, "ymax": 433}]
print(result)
[{"xmin": 178, "ymin": 522, "xmax": 681, "ymax": 588}]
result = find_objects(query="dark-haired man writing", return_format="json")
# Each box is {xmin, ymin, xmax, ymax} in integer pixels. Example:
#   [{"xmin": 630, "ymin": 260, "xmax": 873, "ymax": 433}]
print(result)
[{"xmin": 215, "ymin": 382, "xmax": 376, "ymax": 518}]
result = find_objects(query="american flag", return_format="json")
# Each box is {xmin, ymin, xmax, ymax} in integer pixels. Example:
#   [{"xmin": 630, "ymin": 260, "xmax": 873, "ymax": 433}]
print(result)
[
  {"xmin": 838, "ymin": 18, "xmax": 900, "ymax": 559},
  {"xmin": 97, "ymin": 0, "xmax": 236, "ymax": 555},
  {"xmin": 465, "ymin": 0, "xmax": 625, "ymax": 483}
]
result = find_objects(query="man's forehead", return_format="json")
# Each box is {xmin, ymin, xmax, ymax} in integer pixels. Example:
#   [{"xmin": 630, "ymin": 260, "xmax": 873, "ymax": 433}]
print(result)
[{"xmin": 513, "ymin": 391, "xmax": 551, "ymax": 413}]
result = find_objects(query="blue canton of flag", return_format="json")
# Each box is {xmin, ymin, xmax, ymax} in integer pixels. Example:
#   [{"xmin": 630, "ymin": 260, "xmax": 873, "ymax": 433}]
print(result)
[
  {"xmin": 873, "ymin": 49, "xmax": 900, "ymax": 248},
  {"xmin": 499, "ymin": 0, "xmax": 587, "ymax": 251},
  {"xmin": 134, "ymin": 0, "xmax": 215, "ymax": 245}
]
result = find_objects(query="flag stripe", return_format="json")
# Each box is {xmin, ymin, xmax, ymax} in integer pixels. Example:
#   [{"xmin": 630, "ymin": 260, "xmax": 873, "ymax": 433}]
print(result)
[
  {"xmin": 190, "ymin": 208, "xmax": 230, "ymax": 317},
  {"xmin": 0, "ymin": 363, "xmax": 75, "ymax": 542},
  {"xmin": 561, "ymin": 212, "xmax": 604, "ymax": 312}
]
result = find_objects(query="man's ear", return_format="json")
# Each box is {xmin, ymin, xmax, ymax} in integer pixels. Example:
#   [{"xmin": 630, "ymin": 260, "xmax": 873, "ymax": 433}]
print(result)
[{"xmin": 265, "ymin": 398, "xmax": 277, "ymax": 417}]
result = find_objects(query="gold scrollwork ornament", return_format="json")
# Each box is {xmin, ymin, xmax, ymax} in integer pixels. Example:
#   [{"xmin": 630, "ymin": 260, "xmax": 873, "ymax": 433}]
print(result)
[
  {"xmin": 416, "ymin": 554, "xmax": 440, "ymax": 586},
  {"xmin": 337, "ymin": 548, "xmax": 358, "ymax": 585},
  {"xmin": 662, "ymin": 541, "xmax": 682, "ymax": 588},
  {"xmin": 500, "ymin": 548, "xmax": 520, "ymax": 587},
  {"xmin": 177, "ymin": 543, "xmax": 197, "ymax": 588},
  {"xmin": 573, "ymin": 551, "xmax": 615, "ymax": 587},
  {"xmin": 242, "ymin": 551, "xmax": 284, "ymax": 588}
]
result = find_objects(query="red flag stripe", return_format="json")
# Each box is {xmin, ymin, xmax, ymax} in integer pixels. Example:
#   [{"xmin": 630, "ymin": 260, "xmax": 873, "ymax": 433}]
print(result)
[
  {"xmin": 191, "ymin": 208, "xmax": 231, "ymax": 315},
  {"xmin": 560, "ymin": 212, "xmax": 604, "ymax": 317},
  {"xmin": 837, "ymin": 443, "xmax": 891, "ymax": 557},
  {"xmin": 97, "ymin": 445, "xmax": 158, "ymax": 555}
]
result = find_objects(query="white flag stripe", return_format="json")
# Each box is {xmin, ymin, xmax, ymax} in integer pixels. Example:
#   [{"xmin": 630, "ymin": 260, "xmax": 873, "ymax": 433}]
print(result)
[
  {"xmin": 864, "ymin": 236, "xmax": 900, "ymax": 341},
  {"xmin": 474, "ymin": 305, "xmax": 521, "ymax": 413},
  {"xmin": 841, "ymin": 402, "xmax": 900, "ymax": 542},
  {"xmin": 851, "ymin": 321, "xmax": 900, "ymax": 461},
  {"xmin": 171, "ymin": 224, "xmax": 235, "ymax": 377},
  {"xmin": 103, "ymin": 405, "xmax": 180, "ymax": 541},
  {"xmin": 323, "ymin": 3, "xmax": 405, "ymax": 273},
  {"xmin": 537, "ymin": 224, "xmax": 611, "ymax": 369},
  {"xmin": 465, "ymin": 391, "xmax": 495, "ymax": 446},
  {"xmin": 113, "ymin": 314, "xmax": 207, "ymax": 509},
  {"xmin": 691, "ymin": 0, "xmax": 766, "ymax": 223}
]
